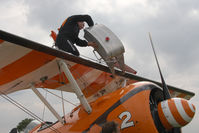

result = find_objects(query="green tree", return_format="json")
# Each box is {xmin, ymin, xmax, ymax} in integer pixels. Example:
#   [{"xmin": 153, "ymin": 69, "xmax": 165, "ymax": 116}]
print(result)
[{"xmin": 17, "ymin": 118, "xmax": 33, "ymax": 132}]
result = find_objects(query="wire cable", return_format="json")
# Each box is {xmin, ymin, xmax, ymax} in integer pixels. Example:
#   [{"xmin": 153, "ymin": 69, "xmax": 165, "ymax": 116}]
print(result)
[
  {"xmin": 0, "ymin": 91, "xmax": 61, "ymax": 133},
  {"xmin": 40, "ymin": 88, "xmax": 77, "ymax": 107}
]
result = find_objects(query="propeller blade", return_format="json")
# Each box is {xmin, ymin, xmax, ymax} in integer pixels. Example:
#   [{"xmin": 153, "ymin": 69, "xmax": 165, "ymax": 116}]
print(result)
[{"xmin": 148, "ymin": 32, "xmax": 171, "ymax": 99}]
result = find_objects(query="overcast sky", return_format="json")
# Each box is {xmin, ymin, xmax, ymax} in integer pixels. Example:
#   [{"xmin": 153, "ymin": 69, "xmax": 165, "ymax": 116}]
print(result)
[{"xmin": 0, "ymin": 0, "xmax": 199, "ymax": 132}]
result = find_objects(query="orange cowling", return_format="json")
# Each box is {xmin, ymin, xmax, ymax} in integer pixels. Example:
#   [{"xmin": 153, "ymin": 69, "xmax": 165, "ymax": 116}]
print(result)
[
  {"xmin": 157, "ymin": 98, "xmax": 195, "ymax": 130},
  {"xmin": 50, "ymin": 31, "xmax": 57, "ymax": 42}
]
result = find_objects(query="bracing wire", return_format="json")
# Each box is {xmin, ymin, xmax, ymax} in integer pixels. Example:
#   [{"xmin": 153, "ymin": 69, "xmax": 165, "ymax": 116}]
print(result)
[
  {"xmin": 40, "ymin": 88, "xmax": 77, "ymax": 107},
  {"xmin": 58, "ymin": 63, "xmax": 70, "ymax": 123},
  {"xmin": 0, "ymin": 91, "xmax": 61, "ymax": 133},
  {"xmin": 80, "ymin": 54, "xmax": 116, "ymax": 64},
  {"xmin": 80, "ymin": 54, "xmax": 100, "ymax": 63}
]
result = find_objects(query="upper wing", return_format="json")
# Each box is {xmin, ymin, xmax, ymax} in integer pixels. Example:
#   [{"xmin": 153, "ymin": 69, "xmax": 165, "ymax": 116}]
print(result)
[{"xmin": 0, "ymin": 30, "xmax": 195, "ymax": 101}]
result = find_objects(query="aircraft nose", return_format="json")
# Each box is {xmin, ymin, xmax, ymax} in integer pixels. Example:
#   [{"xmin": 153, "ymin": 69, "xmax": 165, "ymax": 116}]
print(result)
[{"xmin": 157, "ymin": 98, "xmax": 195, "ymax": 130}]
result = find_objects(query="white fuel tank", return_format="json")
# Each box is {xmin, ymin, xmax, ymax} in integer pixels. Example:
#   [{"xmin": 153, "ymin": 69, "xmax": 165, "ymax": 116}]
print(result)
[{"xmin": 84, "ymin": 24, "xmax": 125, "ymax": 75}]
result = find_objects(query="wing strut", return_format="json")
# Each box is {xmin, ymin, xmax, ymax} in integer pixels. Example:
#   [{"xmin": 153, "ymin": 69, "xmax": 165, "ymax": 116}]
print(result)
[
  {"xmin": 31, "ymin": 84, "xmax": 65, "ymax": 124},
  {"xmin": 58, "ymin": 60, "xmax": 92, "ymax": 114}
]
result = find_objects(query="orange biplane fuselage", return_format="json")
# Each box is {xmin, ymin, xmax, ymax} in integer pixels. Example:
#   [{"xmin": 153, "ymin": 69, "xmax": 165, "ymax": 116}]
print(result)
[{"xmin": 31, "ymin": 82, "xmax": 161, "ymax": 133}]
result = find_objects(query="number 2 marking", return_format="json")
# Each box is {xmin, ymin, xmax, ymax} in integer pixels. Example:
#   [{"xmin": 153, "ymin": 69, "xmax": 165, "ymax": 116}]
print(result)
[{"xmin": 118, "ymin": 111, "xmax": 134, "ymax": 129}]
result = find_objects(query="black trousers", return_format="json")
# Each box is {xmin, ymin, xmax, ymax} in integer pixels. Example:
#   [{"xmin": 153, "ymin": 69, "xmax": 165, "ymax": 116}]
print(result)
[{"xmin": 55, "ymin": 36, "xmax": 80, "ymax": 56}]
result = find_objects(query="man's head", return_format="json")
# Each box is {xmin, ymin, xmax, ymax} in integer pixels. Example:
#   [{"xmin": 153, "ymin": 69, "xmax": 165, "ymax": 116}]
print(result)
[
  {"xmin": 101, "ymin": 121, "xmax": 120, "ymax": 133},
  {"xmin": 77, "ymin": 21, "xmax": 85, "ymax": 29}
]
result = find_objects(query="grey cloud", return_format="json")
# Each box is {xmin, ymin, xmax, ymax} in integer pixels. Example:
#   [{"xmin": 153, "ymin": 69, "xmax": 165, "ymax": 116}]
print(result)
[
  {"xmin": 24, "ymin": 0, "xmax": 87, "ymax": 31},
  {"xmin": 110, "ymin": 0, "xmax": 199, "ymax": 75}
]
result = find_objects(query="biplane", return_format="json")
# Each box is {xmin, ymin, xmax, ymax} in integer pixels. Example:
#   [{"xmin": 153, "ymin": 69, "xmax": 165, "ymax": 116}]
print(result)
[{"xmin": 0, "ymin": 24, "xmax": 196, "ymax": 133}]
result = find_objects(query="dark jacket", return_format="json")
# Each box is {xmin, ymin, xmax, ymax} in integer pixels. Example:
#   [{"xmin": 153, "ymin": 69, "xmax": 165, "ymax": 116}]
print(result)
[{"xmin": 57, "ymin": 15, "xmax": 94, "ymax": 46}]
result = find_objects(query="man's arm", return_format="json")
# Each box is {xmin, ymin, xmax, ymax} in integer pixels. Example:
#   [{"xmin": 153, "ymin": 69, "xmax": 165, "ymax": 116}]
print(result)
[
  {"xmin": 68, "ymin": 15, "xmax": 94, "ymax": 26},
  {"xmin": 75, "ymin": 38, "xmax": 88, "ymax": 47},
  {"xmin": 75, "ymin": 38, "xmax": 97, "ymax": 48}
]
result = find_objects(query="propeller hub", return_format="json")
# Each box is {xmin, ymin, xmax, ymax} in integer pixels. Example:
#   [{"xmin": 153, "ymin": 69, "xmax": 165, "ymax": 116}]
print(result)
[{"xmin": 157, "ymin": 98, "xmax": 195, "ymax": 130}]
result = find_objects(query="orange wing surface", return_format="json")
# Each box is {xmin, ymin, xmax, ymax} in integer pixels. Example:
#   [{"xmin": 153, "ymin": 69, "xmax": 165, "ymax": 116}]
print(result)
[{"xmin": 0, "ymin": 30, "xmax": 195, "ymax": 101}]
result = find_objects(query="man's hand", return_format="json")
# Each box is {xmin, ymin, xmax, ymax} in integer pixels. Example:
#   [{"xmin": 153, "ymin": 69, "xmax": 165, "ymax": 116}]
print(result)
[{"xmin": 88, "ymin": 42, "xmax": 97, "ymax": 48}]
